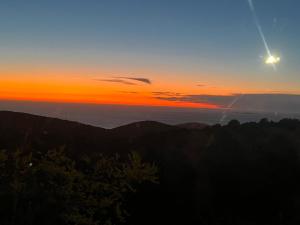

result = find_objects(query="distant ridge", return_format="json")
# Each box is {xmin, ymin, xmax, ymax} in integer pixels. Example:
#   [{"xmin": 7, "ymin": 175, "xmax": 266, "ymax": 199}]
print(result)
[
  {"xmin": 0, "ymin": 111, "xmax": 210, "ymax": 155},
  {"xmin": 111, "ymin": 121, "xmax": 176, "ymax": 137},
  {"xmin": 0, "ymin": 111, "xmax": 108, "ymax": 154},
  {"xmin": 0, "ymin": 110, "xmax": 105, "ymax": 130},
  {"xmin": 0, "ymin": 111, "xmax": 186, "ymax": 154},
  {"xmin": 176, "ymin": 122, "xmax": 208, "ymax": 130}
]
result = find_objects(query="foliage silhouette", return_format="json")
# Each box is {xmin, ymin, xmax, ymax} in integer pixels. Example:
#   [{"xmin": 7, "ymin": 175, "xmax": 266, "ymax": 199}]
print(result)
[
  {"xmin": 0, "ymin": 148, "xmax": 157, "ymax": 225},
  {"xmin": 1, "ymin": 112, "xmax": 300, "ymax": 225}
]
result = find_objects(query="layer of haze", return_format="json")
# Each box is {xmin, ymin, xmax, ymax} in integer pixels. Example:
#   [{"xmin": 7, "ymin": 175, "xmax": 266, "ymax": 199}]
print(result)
[{"xmin": 1, "ymin": 100, "xmax": 300, "ymax": 128}]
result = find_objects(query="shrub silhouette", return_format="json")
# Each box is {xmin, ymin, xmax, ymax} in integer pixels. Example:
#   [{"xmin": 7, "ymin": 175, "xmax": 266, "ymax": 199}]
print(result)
[{"xmin": 0, "ymin": 148, "xmax": 157, "ymax": 225}]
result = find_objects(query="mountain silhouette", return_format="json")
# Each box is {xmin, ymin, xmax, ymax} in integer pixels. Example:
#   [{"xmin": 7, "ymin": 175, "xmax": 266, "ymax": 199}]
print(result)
[
  {"xmin": 176, "ymin": 122, "xmax": 208, "ymax": 129},
  {"xmin": 111, "ymin": 120, "xmax": 176, "ymax": 137},
  {"xmin": 1, "ymin": 110, "xmax": 300, "ymax": 225}
]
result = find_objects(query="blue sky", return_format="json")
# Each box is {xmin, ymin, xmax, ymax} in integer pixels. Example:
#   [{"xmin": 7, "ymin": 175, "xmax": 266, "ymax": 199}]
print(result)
[{"xmin": 1, "ymin": 0, "xmax": 299, "ymax": 76}]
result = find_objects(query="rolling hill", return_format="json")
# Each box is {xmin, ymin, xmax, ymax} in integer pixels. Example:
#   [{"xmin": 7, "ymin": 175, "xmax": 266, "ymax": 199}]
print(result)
[{"xmin": 1, "ymin": 110, "xmax": 300, "ymax": 225}]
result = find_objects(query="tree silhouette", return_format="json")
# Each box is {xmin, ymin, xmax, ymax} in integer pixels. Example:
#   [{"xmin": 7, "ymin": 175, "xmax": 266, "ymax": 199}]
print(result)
[{"xmin": 0, "ymin": 148, "xmax": 157, "ymax": 225}]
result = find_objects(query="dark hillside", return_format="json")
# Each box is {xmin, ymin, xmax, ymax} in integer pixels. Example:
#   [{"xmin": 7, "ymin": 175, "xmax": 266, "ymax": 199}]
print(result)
[
  {"xmin": 0, "ymin": 111, "xmax": 108, "ymax": 155},
  {"xmin": 111, "ymin": 120, "xmax": 176, "ymax": 137},
  {"xmin": 1, "ymin": 111, "xmax": 300, "ymax": 225},
  {"xmin": 176, "ymin": 122, "xmax": 208, "ymax": 130}
]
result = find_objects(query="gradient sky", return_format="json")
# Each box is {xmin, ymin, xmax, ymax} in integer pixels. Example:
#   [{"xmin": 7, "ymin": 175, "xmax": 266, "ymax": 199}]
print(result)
[{"xmin": 1, "ymin": 0, "xmax": 300, "ymax": 110}]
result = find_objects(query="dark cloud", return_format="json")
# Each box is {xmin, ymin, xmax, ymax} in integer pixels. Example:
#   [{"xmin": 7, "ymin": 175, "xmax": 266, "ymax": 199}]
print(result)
[
  {"xmin": 156, "ymin": 94, "xmax": 236, "ymax": 106},
  {"xmin": 197, "ymin": 84, "xmax": 206, "ymax": 87},
  {"xmin": 115, "ymin": 77, "xmax": 151, "ymax": 84},
  {"xmin": 96, "ymin": 79, "xmax": 136, "ymax": 85},
  {"xmin": 96, "ymin": 76, "xmax": 151, "ymax": 85},
  {"xmin": 155, "ymin": 93, "xmax": 300, "ymax": 113}
]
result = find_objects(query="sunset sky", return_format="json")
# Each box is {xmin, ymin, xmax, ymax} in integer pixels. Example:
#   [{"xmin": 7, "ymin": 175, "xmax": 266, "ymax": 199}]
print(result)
[{"xmin": 1, "ymin": 0, "xmax": 300, "ymax": 110}]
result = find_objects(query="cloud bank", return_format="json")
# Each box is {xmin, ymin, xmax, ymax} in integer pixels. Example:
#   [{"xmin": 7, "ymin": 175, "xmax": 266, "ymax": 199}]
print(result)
[{"xmin": 155, "ymin": 93, "xmax": 300, "ymax": 113}]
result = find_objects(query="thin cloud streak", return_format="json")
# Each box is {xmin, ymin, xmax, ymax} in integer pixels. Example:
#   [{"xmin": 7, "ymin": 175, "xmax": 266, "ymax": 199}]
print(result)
[
  {"xmin": 152, "ymin": 91, "xmax": 183, "ymax": 97},
  {"xmin": 115, "ymin": 77, "xmax": 151, "ymax": 84},
  {"xmin": 95, "ymin": 79, "xmax": 136, "ymax": 85}
]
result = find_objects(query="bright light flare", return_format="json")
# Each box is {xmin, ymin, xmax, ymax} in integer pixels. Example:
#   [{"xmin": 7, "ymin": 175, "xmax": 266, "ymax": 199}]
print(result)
[{"xmin": 265, "ymin": 55, "xmax": 280, "ymax": 65}]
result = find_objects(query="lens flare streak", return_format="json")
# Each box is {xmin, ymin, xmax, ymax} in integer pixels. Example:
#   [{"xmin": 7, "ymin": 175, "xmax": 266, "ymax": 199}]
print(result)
[
  {"xmin": 219, "ymin": 94, "xmax": 244, "ymax": 124},
  {"xmin": 248, "ymin": 0, "xmax": 278, "ymax": 70}
]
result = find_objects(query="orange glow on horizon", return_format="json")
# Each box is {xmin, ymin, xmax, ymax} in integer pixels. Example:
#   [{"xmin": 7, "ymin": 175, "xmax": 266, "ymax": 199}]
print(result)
[
  {"xmin": 2, "ymin": 68, "xmax": 296, "ymax": 109},
  {"xmin": 0, "ymin": 95, "xmax": 218, "ymax": 109},
  {"xmin": 0, "ymin": 74, "xmax": 220, "ymax": 109}
]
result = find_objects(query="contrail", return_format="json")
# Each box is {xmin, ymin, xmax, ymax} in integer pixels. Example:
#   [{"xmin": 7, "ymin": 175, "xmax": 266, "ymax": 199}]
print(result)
[{"xmin": 247, "ymin": 0, "xmax": 276, "ymax": 70}]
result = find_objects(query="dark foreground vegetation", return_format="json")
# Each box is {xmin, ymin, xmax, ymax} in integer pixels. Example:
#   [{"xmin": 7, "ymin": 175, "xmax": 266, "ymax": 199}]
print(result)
[
  {"xmin": 0, "ymin": 111, "xmax": 300, "ymax": 225},
  {"xmin": 0, "ymin": 149, "xmax": 157, "ymax": 225}
]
